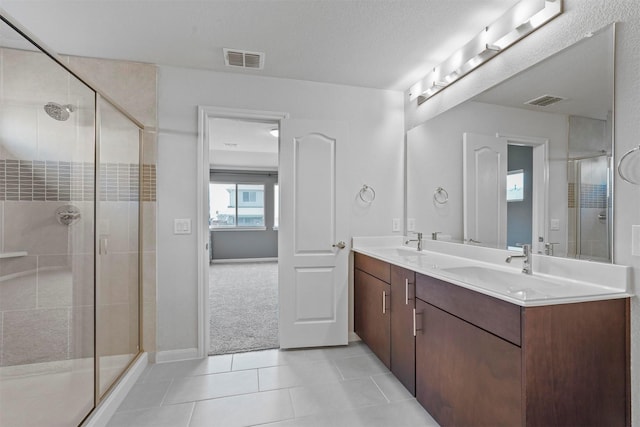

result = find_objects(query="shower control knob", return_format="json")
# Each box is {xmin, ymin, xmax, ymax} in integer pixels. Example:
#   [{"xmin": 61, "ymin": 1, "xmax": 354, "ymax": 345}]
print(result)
[{"xmin": 332, "ymin": 241, "xmax": 346, "ymax": 249}]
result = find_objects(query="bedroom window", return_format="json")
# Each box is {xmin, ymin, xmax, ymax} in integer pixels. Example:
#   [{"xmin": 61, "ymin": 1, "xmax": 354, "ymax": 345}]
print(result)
[{"xmin": 210, "ymin": 183, "xmax": 265, "ymax": 228}]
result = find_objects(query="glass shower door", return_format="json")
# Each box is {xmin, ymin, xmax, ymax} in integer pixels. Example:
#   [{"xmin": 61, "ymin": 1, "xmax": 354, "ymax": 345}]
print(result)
[
  {"xmin": 95, "ymin": 96, "xmax": 141, "ymax": 398},
  {"xmin": 568, "ymin": 155, "xmax": 612, "ymax": 262},
  {"xmin": 0, "ymin": 18, "xmax": 96, "ymax": 427}
]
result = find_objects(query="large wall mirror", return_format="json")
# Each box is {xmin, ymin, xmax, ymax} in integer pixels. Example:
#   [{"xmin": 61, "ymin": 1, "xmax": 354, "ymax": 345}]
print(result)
[{"xmin": 407, "ymin": 24, "xmax": 614, "ymax": 263}]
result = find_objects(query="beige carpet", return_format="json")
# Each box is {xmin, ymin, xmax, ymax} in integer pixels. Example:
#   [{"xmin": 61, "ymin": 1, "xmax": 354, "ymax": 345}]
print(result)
[{"xmin": 209, "ymin": 262, "xmax": 279, "ymax": 355}]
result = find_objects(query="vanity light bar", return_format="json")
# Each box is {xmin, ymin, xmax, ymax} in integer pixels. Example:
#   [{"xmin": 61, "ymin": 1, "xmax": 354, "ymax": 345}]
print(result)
[{"xmin": 409, "ymin": 0, "xmax": 562, "ymax": 105}]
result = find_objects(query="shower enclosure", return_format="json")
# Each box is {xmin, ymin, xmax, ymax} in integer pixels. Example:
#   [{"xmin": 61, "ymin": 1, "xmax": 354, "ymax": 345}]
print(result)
[
  {"xmin": 567, "ymin": 154, "xmax": 613, "ymax": 262},
  {"xmin": 0, "ymin": 13, "xmax": 142, "ymax": 426},
  {"xmin": 566, "ymin": 114, "xmax": 613, "ymax": 263}
]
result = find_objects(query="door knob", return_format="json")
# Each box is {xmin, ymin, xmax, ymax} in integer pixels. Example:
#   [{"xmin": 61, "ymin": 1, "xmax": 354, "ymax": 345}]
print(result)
[{"xmin": 332, "ymin": 241, "xmax": 346, "ymax": 249}]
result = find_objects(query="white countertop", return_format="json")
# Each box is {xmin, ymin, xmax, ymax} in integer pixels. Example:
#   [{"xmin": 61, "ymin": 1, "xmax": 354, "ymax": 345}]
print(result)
[{"xmin": 352, "ymin": 236, "xmax": 632, "ymax": 307}]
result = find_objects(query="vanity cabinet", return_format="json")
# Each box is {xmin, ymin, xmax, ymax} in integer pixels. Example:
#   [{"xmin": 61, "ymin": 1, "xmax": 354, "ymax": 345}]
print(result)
[
  {"xmin": 415, "ymin": 272, "xmax": 628, "ymax": 427},
  {"xmin": 354, "ymin": 252, "xmax": 628, "ymax": 426}
]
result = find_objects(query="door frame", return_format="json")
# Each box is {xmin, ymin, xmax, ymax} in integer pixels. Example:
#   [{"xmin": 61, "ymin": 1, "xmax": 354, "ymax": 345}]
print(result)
[
  {"xmin": 196, "ymin": 106, "xmax": 289, "ymax": 358},
  {"xmin": 497, "ymin": 133, "xmax": 549, "ymax": 254}
]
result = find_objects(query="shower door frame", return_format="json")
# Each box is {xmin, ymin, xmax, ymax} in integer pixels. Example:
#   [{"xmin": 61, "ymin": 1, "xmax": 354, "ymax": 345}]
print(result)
[{"xmin": 94, "ymin": 95, "xmax": 145, "ymax": 405}]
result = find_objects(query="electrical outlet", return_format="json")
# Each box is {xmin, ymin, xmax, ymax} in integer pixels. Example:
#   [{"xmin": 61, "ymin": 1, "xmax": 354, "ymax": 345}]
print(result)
[
  {"xmin": 407, "ymin": 218, "xmax": 416, "ymax": 232},
  {"xmin": 174, "ymin": 218, "xmax": 192, "ymax": 235},
  {"xmin": 550, "ymin": 219, "xmax": 560, "ymax": 231},
  {"xmin": 392, "ymin": 218, "xmax": 401, "ymax": 232}
]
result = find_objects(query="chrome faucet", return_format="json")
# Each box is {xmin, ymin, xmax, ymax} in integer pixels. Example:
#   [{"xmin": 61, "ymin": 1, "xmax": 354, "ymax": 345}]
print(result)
[
  {"xmin": 405, "ymin": 232, "xmax": 423, "ymax": 251},
  {"xmin": 505, "ymin": 244, "xmax": 532, "ymax": 275}
]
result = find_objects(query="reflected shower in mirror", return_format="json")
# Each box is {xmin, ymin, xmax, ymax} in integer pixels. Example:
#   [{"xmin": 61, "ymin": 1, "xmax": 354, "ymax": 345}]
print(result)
[{"xmin": 407, "ymin": 24, "xmax": 614, "ymax": 263}]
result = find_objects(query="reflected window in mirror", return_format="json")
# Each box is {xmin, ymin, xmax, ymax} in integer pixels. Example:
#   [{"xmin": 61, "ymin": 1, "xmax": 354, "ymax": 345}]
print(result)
[{"xmin": 507, "ymin": 170, "xmax": 525, "ymax": 202}]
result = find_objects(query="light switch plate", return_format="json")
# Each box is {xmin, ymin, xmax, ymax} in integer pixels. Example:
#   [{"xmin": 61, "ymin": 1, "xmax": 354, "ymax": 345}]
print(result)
[
  {"xmin": 632, "ymin": 225, "xmax": 640, "ymax": 256},
  {"xmin": 550, "ymin": 219, "xmax": 560, "ymax": 231},
  {"xmin": 392, "ymin": 218, "xmax": 401, "ymax": 232},
  {"xmin": 174, "ymin": 218, "xmax": 192, "ymax": 235},
  {"xmin": 407, "ymin": 218, "xmax": 416, "ymax": 232}
]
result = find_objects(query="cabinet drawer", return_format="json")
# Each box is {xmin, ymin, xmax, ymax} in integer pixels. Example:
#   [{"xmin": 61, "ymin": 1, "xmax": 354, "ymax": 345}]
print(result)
[
  {"xmin": 416, "ymin": 273, "xmax": 521, "ymax": 346},
  {"xmin": 354, "ymin": 252, "xmax": 391, "ymax": 283}
]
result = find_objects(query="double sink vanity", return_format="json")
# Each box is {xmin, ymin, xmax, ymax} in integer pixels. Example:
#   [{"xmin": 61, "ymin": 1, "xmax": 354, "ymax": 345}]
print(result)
[{"xmin": 353, "ymin": 236, "xmax": 631, "ymax": 426}]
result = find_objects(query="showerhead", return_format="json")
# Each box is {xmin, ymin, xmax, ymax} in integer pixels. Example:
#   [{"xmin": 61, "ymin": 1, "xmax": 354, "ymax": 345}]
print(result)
[{"xmin": 44, "ymin": 102, "xmax": 75, "ymax": 121}]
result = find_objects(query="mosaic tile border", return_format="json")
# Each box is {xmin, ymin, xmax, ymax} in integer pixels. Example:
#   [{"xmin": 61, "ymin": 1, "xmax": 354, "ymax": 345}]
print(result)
[
  {"xmin": 568, "ymin": 182, "xmax": 607, "ymax": 209},
  {"xmin": 0, "ymin": 160, "xmax": 156, "ymax": 202}
]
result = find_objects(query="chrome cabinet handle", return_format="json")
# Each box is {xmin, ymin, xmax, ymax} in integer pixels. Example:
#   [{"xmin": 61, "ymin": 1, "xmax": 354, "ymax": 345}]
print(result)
[
  {"xmin": 382, "ymin": 291, "xmax": 386, "ymax": 314},
  {"xmin": 413, "ymin": 308, "xmax": 417, "ymax": 336},
  {"xmin": 405, "ymin": 278, "xmax": 414, "ymax": 305},
  {"xmin": 405, "ymin": 278, "xmax": 409, "ymax": 305},
  {"xmin": 413, "ymin": 309, "xmax": 423, "ymax": 336},
  {"xmin": 332, "ymin": 241, "xmax": 346, "ymax": 249}
]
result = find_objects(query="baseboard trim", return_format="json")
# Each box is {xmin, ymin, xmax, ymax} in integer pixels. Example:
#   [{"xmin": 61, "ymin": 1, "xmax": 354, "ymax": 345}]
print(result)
[
  {"xmin": 211, "ymin": 257, "xmax": 278, "ymax": 264},
  {"xmin": 82, "ymin": 352, "xmax": 148, "ymax": 427},
  {"xmin": 348, "ymin": 331, "xmax": 361, "ymax": 342},
  {"xmin": 155, "ymin": 347, "xmax": 200, "ymax": 363}
]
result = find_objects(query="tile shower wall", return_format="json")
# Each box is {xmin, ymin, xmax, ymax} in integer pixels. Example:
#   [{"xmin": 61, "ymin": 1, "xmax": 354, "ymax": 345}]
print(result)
[
  {"xmin": 0, "ymin": 51, "xmax": 158, "ymax": 367},
  {"xmin": 0, "ymin": 160, "xmax": 156, "ymax": 366},
  {"xmin": 0, "ymin": 201, "xmax": 96, "ymax": 367},
  {"xmin": 0, "ymin": 45, "xmax": 94, "ymax": 368}
]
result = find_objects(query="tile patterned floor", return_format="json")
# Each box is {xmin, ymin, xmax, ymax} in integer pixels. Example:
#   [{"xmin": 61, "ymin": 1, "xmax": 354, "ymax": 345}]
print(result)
[{"xmin": 108, "ymin": 342, "xmax": 440, "ymax": 427}]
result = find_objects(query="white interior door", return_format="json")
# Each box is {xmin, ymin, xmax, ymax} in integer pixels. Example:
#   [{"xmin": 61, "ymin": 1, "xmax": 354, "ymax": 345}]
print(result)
[
  {"xmin": 278, "ymin": 119, "xmax": 349, "ymax": 349},
  {"xmin": 463, "ymin": 132, "xmax": 507, "ymax": 248}
]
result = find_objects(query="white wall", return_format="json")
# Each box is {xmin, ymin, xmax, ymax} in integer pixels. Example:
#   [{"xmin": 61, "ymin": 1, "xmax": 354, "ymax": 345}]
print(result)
[
  {"xmin": 405, "ymin": 1, "xmax": 640, "ymax": 423},
  {"xmin": 407, "ymin": 101, "xmax": 568, "ymax": 252},
  {"xmin": 157, "ymin": 68, "xmax": 405, "ymax": 353}
]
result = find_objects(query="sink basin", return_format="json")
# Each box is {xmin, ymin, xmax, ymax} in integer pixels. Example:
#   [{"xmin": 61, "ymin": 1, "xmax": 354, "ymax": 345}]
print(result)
[
  {"xmin": 440, "ymin": 266, "xmax": 619, "ymax": 301},
  {"xmin": 374, "ymin": 247, "xmax": 424, "ymax": 258},
  {"xmin": 370, "ymin": 247, "xmax": 461, "ymax": 271}
]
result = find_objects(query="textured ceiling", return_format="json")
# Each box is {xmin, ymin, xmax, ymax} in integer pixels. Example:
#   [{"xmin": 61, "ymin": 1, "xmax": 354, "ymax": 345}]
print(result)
[{"xmin": 1, "ymin": 0, "xmax": 520, "ymax": 91}]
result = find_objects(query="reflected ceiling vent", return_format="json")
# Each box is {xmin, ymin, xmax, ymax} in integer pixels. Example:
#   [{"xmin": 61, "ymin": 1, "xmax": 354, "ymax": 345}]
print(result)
[
  {"xmin": 525, "ymin": 94, "xmax": 566, "ymax": 107},
  {"xmin": 223, "ymin": 48, "xmax": 265, "ymax": 70}
]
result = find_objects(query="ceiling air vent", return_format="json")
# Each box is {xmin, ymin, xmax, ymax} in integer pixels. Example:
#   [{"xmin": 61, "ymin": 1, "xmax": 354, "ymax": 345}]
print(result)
[
  {"xmin": 223, "ymin": 48, "xmax": 265, "ymax": 70},
  {"xmin": 525, "ymin": 94, "xmax": 566, "ymax": 107}
]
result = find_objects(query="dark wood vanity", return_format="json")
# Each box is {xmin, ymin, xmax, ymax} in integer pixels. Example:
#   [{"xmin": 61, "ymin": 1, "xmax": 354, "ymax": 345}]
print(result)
[{"xmin": 354, "ymin": 252, "xmax": 630, "ymax": 426}]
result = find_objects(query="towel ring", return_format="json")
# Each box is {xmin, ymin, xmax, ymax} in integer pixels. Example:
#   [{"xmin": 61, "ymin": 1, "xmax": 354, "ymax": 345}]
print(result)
[
  {"xmin": 433, "ymin": 187, "xmax": 449, "ymax": 205},
  {"xmin": 617, "ymin": 145, "xmax": 640, "ymax": 185},
  {"xmin": 359, "ymin": 185, "xmax": 376, "ymax": 203}
]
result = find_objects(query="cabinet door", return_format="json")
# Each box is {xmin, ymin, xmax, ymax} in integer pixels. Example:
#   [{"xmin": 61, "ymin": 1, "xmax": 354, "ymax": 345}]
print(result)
[
  {"xmin": 416, "ymin": 299, "xmax": 522, "ymax": 427},
  {"xmin": 390, "ymin": 265, "xmax": 415, "ymax": 395},
  {"xmin": 354, "ymin": 269, "xmax": 390, "ymax": 368}
]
